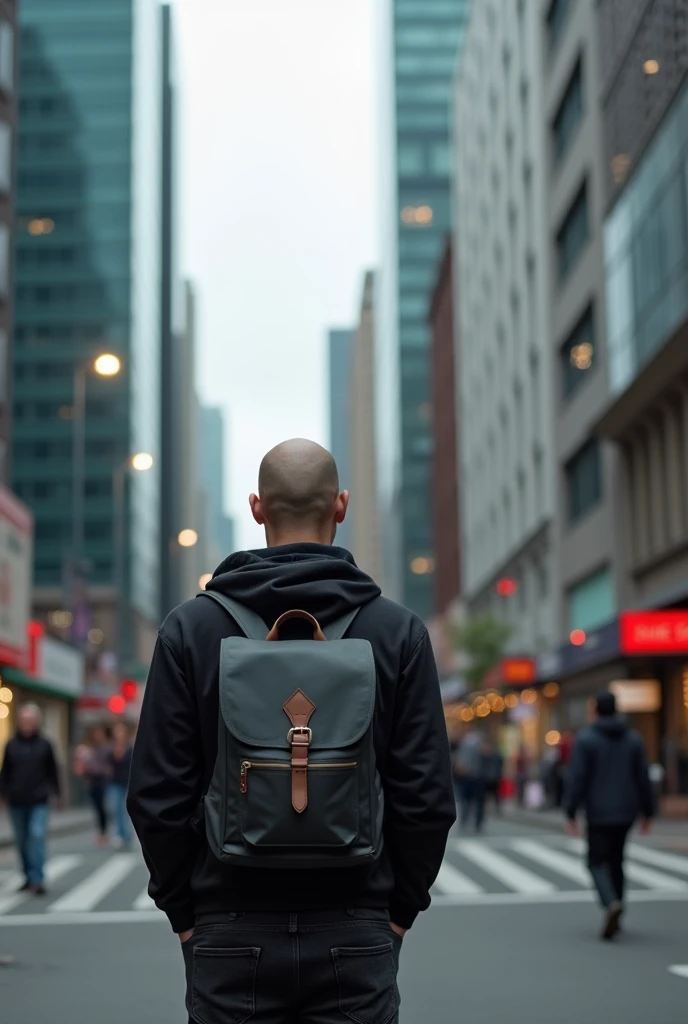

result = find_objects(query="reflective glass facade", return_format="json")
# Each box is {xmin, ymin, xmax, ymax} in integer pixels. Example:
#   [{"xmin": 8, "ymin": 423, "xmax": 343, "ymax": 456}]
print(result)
[
  {"xmin": 605, "ymin": 78, "xmax": 688, "ymax": 395},
  {"xmin": 378, "ymin": 0, "xmax": 470, "ymax": 618},
  {"xmin": 12, "ymin": 0, "xmax": 161, "ymax": 624}
]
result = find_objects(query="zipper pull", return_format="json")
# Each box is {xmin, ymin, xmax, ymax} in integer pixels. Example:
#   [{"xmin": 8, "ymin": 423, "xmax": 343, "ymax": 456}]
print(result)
[{"xmin": 240, "ymin": 762, "xmax": 250, "ymax": 793}]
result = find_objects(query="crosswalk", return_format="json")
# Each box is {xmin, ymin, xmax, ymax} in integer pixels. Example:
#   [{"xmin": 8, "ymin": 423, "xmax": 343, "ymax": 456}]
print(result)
[{"xmin": 0, "ymin": 838, "xmax": 687, "ymax": 925}]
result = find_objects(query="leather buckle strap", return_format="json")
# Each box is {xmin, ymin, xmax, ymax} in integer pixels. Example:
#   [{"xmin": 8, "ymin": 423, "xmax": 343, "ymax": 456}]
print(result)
[{"xmin": 283, "ymin": 691, "xmax": 316, "ymax": 814}]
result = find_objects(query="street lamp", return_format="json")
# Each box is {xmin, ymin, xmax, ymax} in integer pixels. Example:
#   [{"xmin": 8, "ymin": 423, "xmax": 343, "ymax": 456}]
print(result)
[
  {"xmin": 71, "ymin": 353, "xmax": 122, "ymax": 585},
  {"xmin": 177, "ymin": 528, "xmax": 198, "ymax": 548},
  {"xmin": 113, "ymin": 453, "xmax": 154, "ymax": 676}
]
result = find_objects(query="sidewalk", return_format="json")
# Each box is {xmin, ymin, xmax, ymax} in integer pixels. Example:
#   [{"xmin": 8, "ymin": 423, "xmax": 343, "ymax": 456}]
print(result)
[
  {"xmin": 0, "ymin": 807, "xmax": 92, "ymax": 849},
  {"xmin": 504, "ymin": 802, "xmax": 688, "ymax": 851}
]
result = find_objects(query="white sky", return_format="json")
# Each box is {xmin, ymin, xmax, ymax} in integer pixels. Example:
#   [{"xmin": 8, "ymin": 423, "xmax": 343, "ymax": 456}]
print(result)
[{"xmin": 174, "ymin": 0, "xmax": 379, "ymax": 551}]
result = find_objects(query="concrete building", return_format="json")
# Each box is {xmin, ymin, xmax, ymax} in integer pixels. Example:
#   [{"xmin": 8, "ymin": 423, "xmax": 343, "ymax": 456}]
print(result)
[
  {"xmin": 348, "ymin": 272, "xmax": 381, "ymax": 582},
  {"xmin": 376, "ymin": 0, "xmax": 472, "ymax": 619},
  {"xmin": 0, "ymin": 1, "xmax": 15, "ymax": 488},
  {"xmin": 453, "ymin": 0, "xmax": 556, "ymax": 656},
  {"xmin": 12, "ymin": 0, "xmax": 162, "ymax": 681},
  {"xmin": 198, "ymin": 405, "xmax": 236, "ymax": 574},
  {"xmin": 328, "ymin": 328, "xmax": 353, "ymax": 552}
]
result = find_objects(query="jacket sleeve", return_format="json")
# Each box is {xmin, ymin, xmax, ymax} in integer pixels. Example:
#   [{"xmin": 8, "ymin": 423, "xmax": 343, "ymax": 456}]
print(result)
[
  {"xmin": 0, "ymin": 741, "xmax": 11, "ymax": 798},
  {"xmin": 565, "ymin": 735, "xmax": 590, "ymax": 820},
  {"xmin": 127, "ymin": 634, "xmax": 204, "ymax": 933},
  {"xmin": 633, "ymin": 735, "xmax": 654, "ymax": 819},
  {"xmin": 382, "ymin": 628, "xmax": 456, "ymax": 929}
]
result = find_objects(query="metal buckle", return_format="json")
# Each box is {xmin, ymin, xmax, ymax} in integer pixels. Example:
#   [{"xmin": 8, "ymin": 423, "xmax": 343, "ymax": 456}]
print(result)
[{"xmin": 287, "ymin": 727, "xmax": 312, "ymax": 744}]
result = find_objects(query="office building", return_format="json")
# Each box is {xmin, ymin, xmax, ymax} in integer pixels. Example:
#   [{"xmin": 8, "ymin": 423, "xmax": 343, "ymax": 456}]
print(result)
[
  {"xmin": 328, "ymin": 328, "xmax": 353, "ymax": 552},
  {"xmin": 453, "ymin": 0, "xmax": 556, "ymax": 655},
  {"xmin": 377, "ymin": 0, "xmax": 471, "ymax": 618},
  {"xmin": 198, "ymin": 405, "xmax": 236, "ymax": 573},
  {"xmin": 0, "ymin": 0, "xmax": 16, "ymax": 486},
  {"xmin": 11, "ymin": 0, "xmax": 162, "ymax": 678},
  {"xmin": 348, "ymin": 272, "xmax": 381, "ymax": 582}
]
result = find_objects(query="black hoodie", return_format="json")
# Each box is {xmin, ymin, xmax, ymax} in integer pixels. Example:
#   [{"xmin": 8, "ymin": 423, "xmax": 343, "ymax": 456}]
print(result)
[
  {"xmin": 128, "ymin": 544, "xmax": 456, "ymax": 934},
  {"xmin": 565, "ymin": 715, "xmax": 654, "ymax": 825}
]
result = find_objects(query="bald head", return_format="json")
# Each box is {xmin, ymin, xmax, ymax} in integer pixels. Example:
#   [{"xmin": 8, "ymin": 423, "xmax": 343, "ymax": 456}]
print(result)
[{"xmin": 250, "ymin": 439, "xmax": 348, "ymax": 546}]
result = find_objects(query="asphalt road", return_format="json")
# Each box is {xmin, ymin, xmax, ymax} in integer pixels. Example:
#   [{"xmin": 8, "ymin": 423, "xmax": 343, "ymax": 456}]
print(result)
[{"xmin": 1, "ymin": 818, "xmax": 687, "ymax": 1023}]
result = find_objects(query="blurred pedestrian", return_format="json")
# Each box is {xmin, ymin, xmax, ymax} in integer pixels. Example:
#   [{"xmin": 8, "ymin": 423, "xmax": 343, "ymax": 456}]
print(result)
[
  {"xmin": 74, "ymin": 726, "xmax": 112, "ymax": 846},
  {"xmin": 455, "ymin": 726, "xmax": 487, "ymax": 832},
  {"xmin": 0, "ymin": 704, "xmax": 60, "ymax": 894},
  {"xmin": 515, "ymin": 744, "xmax": 529, "ymax": 806},
  {"xmin": 565, "ymin": 691, "xmax": 654, "ymax": 941},
  {"xmin": 108, "ymin": 722, "xmax": 133, "ymax": 850},
  {"xmin": 128, "ymin": 438, "xmax": 455, "ymax": 1023},
  {"xmin": 483, "ymin": 740, "xmax": 504, "ymax": 815}
]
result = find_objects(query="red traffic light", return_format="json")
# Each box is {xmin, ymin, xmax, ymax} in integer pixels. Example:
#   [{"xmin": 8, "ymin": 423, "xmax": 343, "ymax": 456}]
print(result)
[
  {"xmin": 120, "ymin": 680, "xmax": 138, "ymax": 702},
  {"xmin": 496, "ymin": 577, "xmax": 518, "ymax": 597},
  {"xmin": 108, "ymin": 695, "xmax": 126, "ymax": 715},
  {"xmin": 570, "ymin": 628, "xmax": 587, "ymax": 647}
]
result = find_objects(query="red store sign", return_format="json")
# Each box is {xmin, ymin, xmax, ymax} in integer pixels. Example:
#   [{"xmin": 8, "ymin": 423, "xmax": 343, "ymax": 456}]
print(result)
[{"xmin": 620, "ymin": 611, "xmax": 688, "ymax": 655}]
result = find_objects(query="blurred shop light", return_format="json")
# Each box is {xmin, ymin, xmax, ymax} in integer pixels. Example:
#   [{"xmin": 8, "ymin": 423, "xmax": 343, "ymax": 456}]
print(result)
[
  {"xmin": 28, "ymin": 217, "xmax": 54, "ymax": 236},
  {"xmin": 410, "ymin": 556, "xmax": 435, "ymax": 575},
  {"xmin": 496, "ymin": 577, "xmax": 517, "ymax": 597},
  {"xmin": 199, "ymin": 573, "xmax": 212, "ymax": 590},
  {"xmin": 0, "ymin": 686, "xmax": 12, "ymax": 703},
  {"xmin": 543, "ymin": 681, "xmax": 560, "ymax": 698},
  {"xmin": 476, "ymin": 703, "xmax": 491, "ymax": 717},
  {"xmin": 643, "ymin": 59, "xmax": 660, "ymax": 75},
  {"xmin": 505, "ymin": 693, "xmax": 519, "ymax": 709},
  {"xmin": 108, "ymin": 695, "xmax": 126, "ymax": 715},
  {"xmin": 460, "ymin": 707, "xmax": 475, "ymax": 722},
  {"xmin": 400, "ymin": 205, "xmax": 434, "ymax": 227},
  {"xmin": 48, "ymin": 610, "xmax": 73, "ymax": 629},
  {"xmin": 521, "ymin": 689, "xmax": 538, "ymax": 705},
  {"xmin": 120, "ymin": 680, "xmax": 138, "ymax": 702},
  {"xmin": 88, "ymin": 628, "xmax": 104, "ymax": 645},
  {"xmin": 545, "ymin": 730, "xmax": 562, "ymax": 746},
  {"xmin": 178, "ymin": 528, "xmax": 198, "ymax": 548},
  {"xmin": 0, "ymin": 705, "xmax": 8, "ymax": 720},
  {"xmin": 569, "ymin": 628, "xmax": 586, "ymax": 646},
  {"xmin": 415, "ymin": 205, "xmax": 433, "ymax": 225}
]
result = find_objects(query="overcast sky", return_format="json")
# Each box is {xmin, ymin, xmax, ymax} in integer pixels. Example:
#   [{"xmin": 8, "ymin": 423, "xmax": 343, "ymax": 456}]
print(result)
[{"xmin": 174, "ymin": 0, "xmax": 378, "ymax": 552}]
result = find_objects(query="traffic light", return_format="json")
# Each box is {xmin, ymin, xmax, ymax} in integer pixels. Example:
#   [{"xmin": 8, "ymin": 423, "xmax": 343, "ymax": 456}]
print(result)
[
  {"xmin": 108, "ymin": 695, "xmax": 126, "ymax": 715},
  {"xmin": 120, "ymin": 680, "xmax": 138, "ymax": 702}
]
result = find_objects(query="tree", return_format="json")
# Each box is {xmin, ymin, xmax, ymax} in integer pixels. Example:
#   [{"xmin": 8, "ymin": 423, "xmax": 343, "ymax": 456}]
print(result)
[{"xmin": 452, "ymin": 615, "xmax": 513, "ymax": 689}]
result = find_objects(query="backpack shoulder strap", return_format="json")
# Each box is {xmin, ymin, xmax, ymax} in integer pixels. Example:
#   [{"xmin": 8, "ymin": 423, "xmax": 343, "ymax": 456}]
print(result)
[
  {"xmin": 198, "ymin": 591, "xmax": 268, "ymax": 641},
  {"xmin": 324, "ymin": 608, "xmax": 360, "ymax": 641}
]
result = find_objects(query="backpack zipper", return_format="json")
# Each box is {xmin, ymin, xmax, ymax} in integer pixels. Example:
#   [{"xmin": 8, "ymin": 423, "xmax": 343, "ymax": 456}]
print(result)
[{"xmin": 240, "ymin": 760, "xmax": 357, "ymax": 794}]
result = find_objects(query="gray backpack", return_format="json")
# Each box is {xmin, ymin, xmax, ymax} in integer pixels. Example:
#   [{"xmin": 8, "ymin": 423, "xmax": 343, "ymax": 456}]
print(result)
[{"xmin": 199, "ymin": 592, "xmax": 384, "ymax": 869}]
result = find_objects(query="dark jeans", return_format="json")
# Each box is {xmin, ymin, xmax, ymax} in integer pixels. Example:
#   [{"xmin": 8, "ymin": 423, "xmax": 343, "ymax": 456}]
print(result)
[
  {"xmin": 9, "ymin": 803, "xmax": 49, "ymax": 885},
  {"xmin": 182, "ymin": 909, "xmax": 402, "ymax": 1024},
  {"xmin": 587, "ymin": 824, "xmax": 630, "ymax": 909},
  {"xmin": 484, "ymin": 780, "xmax": 501, "ymax": 813},
  {"xmin": 459, "ymin": 777, "xmax": 485, "ymax": 832},
  {"xmin": 88, "ymin": 782, "xmax": 108, "ymax": 836}
]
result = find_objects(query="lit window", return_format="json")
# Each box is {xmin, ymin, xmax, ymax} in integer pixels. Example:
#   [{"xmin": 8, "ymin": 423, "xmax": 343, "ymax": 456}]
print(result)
[
  {"xmin": 643, "ymin": 59, "xmax": 659, "ymax": 76},
  {"xmin": 410, "ymin": 556, "xmax": 435, "ymax": 575}
]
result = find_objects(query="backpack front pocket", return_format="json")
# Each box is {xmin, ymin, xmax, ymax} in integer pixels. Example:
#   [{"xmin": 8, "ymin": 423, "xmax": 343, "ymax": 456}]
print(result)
[{"xmin": 239, "ymin": 760, "xmax": 359, "ymax": 848}]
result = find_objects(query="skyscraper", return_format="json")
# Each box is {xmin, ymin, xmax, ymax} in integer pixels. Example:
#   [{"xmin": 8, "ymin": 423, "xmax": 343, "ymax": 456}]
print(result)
[
  {"xmin": 328, "ymin": 328, "xmax": 353, "ymax": 552},
  {"xmin": 377, "ymin": 0, "xmax": 471, "ymax": 618},
  {"xmin": 0, "ymin": 0, "xmax": 16, "ymax": 487},
  {"xmin": 198, "ymin": 405, "xmax": 236, "ymax": 570},
  {"xmin": 12, "ymin": 0, "xmax": 162, "ymax": 673}
]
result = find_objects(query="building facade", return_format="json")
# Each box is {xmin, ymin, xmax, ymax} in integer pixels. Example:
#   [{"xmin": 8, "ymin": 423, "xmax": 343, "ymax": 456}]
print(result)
[
  {"xmin": 453, "ymin": 0, "xmax": 556, "ymax": 656},
  {"xmin": 11, "ymin": 0, "xmax": 162, "ymax": 680},
  {"xmin": 348, "ymin": 272, "xmax": 381, "ymax": 582},
  {"xmin": 198, "ymin": 404, "xmax": 236, "ymax": 574},
  {"xmin": 328, "ymin": 328, "xmax": 353, "ymax": 552},
  {"xmin": 0, "ymin": 0, "xmax": 16, "ymax": 487},
  {"xmin": 376, "ymin": 0, "xmax": 471, "ymax": 619}
]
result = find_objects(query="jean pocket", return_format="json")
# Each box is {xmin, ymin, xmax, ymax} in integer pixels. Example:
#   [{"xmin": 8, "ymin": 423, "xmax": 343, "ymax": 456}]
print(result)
[
  {"xmin": 190, "ymin": 946, "xmax": 260, "ymax": 1024},
  {"xmin": 332, "ymin": 942, "xmax": 399, "ymax": 1024}
]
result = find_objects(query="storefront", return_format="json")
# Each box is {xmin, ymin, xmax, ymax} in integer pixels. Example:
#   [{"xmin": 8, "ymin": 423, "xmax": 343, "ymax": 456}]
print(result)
[{"xmin": 0, "ymin": 485, "xmax": 33, "ymax": 759}]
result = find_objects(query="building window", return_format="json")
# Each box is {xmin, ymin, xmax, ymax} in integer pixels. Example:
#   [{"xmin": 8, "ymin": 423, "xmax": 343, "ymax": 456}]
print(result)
[
  {"xmin": 552, "ymin": 58, "xmax": 583, "ymax": 164},
  {"xmin": 546, "ymin": 0, "xmax": 571, "ymax": 53},
  {"xmin": 0, "ymin": 223, "xmax": 10, "ymax": 297},
  {"xmin": 568, "ymin": 566, "xmax": 615, "ymax": 633},
  {"xmin": 567, "ymin": 439, "xmax": 602, "ymax": 523},
  {"xmin": 561, "ymin": 304, "xmax": 595, "ymax": 398},
  {"xmin": 557, "ymin": 181, "xmax": 589, "ymax": 281},
  {"xmin": 0, "ymin": 22, "xmax": 14, "ymax": 94}
]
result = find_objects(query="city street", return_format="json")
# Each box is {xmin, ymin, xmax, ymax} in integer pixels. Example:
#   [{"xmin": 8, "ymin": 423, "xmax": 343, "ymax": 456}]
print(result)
[{"xmin": 1, "ymin": 818, "xmax": 687, "ymax": 1023}]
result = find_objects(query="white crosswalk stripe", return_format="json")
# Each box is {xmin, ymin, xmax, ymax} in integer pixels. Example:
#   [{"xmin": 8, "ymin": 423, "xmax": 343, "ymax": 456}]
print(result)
[
  {"xmin": 626, "ymin": 844, "xmax": 688, "ymax": 876},
  {"xmin": 508, "ymin": 839, "xmax": 589, "ymax": 886},
  {"xmin": 434, "ymin": 861, "xmax": 484, "ymax": 895},
  {"xmin": 453, "ymin": 839, "xmax": 556, "ymax": 894},
  {"xmin": 132, "ymin": 887, "xmax": 157, "ymax": 911},
  {"xmin": 566, "ymin": 838, "xmax": 688, "ymax": 892},
  {"xmin": 48, "ymin": 854, "xmax": 137, "ymax": 913},
  {"xmin": 0, "ymin": 856, "xmax": 84, "ymax": 915}
]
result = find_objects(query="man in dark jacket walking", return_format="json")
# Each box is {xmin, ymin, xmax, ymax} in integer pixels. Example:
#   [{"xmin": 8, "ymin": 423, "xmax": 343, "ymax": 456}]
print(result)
[
  {"xmin": 565, "ymin": 691, "xmax": 654, "ymax": 940},
  {"xmin": 128, "ymin": 439, "xmax": 456, "ymax": 1023},
  {"xmin": 0, "ymin": 704, "xmax": 60, "ymax": 894}
]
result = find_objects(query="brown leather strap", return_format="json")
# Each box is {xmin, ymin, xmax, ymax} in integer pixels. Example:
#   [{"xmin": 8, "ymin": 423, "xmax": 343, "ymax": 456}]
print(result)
[
  {"xmin": 283, "ymin": 689, "xmax": 316, "ymax": 813},
  {"xmin": 266, "ymin": 609, "xmax": 326, "ymax": 642}
]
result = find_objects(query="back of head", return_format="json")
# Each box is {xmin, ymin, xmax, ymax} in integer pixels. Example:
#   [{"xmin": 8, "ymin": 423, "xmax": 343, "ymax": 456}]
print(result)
[{"xmin": 595, "ymin": 691, "xmax": 616, "ymax": 718}]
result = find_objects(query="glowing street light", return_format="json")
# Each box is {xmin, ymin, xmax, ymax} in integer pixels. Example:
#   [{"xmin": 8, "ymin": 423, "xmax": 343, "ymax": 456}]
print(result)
[
  {"xmin": 178, "ymin": 529, "xmax": 199, "ymax": 549},
  {"xmin": 94, "ymin": 353, "xmax": 121, "ymax": 377},
  {"xmin": 130, "ymin": 452, "xmax": 154, "ymax": 472}
]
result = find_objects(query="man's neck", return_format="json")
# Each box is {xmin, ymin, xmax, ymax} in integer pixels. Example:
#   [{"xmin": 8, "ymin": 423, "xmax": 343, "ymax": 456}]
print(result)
[{"xmin": 266, "ymin": 530, "xmax": 333, "ymax": 548}]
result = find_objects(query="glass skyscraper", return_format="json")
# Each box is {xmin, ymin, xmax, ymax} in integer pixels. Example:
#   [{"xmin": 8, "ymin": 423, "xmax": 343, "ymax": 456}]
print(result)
[
  {"xmin": 12, "ymin": 0, "xmax": 162, "ymax": 663},
  {"xmin": 377, "ymin": 0, "xmax": 471, "ymax": 619}
]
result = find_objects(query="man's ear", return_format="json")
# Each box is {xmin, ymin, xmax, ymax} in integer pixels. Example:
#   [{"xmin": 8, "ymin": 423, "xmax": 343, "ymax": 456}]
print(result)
[
  {"xmin": 249, "ymin": 493, "xmax": 265, "ymax": 526},
  {"xmin": 334, "ymin": 491, "xmax": 349, "ymax": 525}
]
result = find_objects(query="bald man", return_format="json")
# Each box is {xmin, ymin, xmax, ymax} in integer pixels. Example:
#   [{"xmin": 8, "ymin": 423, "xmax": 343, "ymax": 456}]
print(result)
[{"xmin": 129, "ymin": 439, "xmax": 455, "ymax": 1024}]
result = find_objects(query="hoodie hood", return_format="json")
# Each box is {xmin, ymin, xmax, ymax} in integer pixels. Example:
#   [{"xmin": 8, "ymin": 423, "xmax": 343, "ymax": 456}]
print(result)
[
  {"xmin": 593, "ymin": 715, "xmax": 628, "ymax": 739},
  {"xmin": 206, "ymin": 543, "xmax": 381, "ymax": 629}
]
